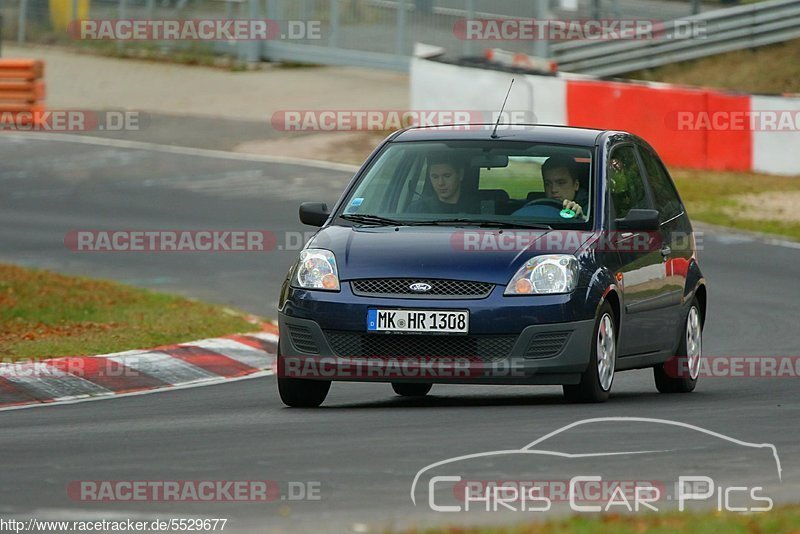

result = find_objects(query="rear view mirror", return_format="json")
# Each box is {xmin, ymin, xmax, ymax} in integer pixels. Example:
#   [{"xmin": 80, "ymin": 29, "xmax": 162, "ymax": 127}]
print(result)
[
  {"xmin": 471, "ymin": 154, "xmax": 509, "ymax": 169},
  {"xmin": 299, "ymin": 202, "xmax": 329, "ymax": 227},
  {"xmin": 615, "ymin": 209, "xmax": 660, "ymax": 231}
]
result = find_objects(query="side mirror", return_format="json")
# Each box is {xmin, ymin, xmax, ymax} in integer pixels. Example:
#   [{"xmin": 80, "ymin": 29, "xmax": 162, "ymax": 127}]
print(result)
[
  {"xmin": 299, "ymin": 202, "xmax": 330, "ymax": 227},
  {"xmin": 615, "ymin": 209, "xmax": 660, "ymax": 232}
]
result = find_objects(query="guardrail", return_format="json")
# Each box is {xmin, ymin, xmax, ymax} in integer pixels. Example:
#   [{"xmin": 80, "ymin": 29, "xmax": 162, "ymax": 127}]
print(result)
[
  {"xmin": 0, "ymin": 59, "xmax": 45, "ymax": 125},
  {"xmin": 551, "ymin": 0, "xmax": 800, "ymax": 77}
]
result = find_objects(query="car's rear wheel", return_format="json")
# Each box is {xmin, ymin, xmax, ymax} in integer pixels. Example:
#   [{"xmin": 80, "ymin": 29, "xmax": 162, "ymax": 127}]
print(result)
[
  {"xmin": 392, "ymin": 382, "xmax": 432, "ymax": 397},
  {"xmin": 654, "ymin": 298, "xmax": 702, "ymax": 393},
  {"xmin": 563, "ymin": 301, "xmax": 616, "ymax": 403}
]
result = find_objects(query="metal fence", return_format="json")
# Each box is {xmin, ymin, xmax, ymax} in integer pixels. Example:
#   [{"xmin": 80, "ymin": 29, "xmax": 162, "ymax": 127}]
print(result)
[
  {"xmin": 0, "ymin": 0, "xmax": 776, "ymax": 70},
  {"xmin": 551, "ymin": 0, "xmax": 800, "ymax": 76}
]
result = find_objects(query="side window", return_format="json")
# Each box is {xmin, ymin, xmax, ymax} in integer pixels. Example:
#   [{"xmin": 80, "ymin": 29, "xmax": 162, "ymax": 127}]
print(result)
[
  {"xmin": 608, "ymin": 145, "xmax": 649, "ymax": 220},
  {"xmin": 639, "ymin": 146, "xmax": 683, "ymax": 220}
]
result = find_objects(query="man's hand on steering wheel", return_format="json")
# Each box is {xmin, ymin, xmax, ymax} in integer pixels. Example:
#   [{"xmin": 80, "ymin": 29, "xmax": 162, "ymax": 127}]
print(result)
[{"xmin": 562, "ymin": 199, "xmax": 584, "ymax": 217}]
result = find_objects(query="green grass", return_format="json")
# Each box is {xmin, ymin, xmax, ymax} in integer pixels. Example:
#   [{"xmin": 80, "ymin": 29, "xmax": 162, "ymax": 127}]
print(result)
[
  {"xmin": 670, "ymin": 167, "xmax": 800, "ymax": 241},
  {"xmin": 0, "ymin": 263, "xmax": 256, "ymax": 361},
  {"xmin": 406, "ymin": 505, "xmax": 800, "ymax": 533},
  {"xmin": 625, "ymin": 38, "xmax": 800, "ymax": 94}
]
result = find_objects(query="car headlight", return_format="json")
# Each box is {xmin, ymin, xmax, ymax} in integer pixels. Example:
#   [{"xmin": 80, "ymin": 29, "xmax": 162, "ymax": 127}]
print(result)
[
  {"xmin": 505, "ymin": 255, "xmax": 579, "ymax": 295},
  {"xmin": 294, "ymin": 249, "xmax": 340, "ymax": 291}
]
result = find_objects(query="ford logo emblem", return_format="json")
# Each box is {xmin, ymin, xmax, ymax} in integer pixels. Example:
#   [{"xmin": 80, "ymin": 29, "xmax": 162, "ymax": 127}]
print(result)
[{"xmin": 409, "ymin": 282, "xmax": 432, "ymax": 293}]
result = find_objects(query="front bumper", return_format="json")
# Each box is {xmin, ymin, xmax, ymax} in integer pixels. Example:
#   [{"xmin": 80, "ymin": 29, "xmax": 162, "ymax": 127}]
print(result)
[{"xmin": 278, "ymin": 284, "xmax": 595, "ymax": 385}]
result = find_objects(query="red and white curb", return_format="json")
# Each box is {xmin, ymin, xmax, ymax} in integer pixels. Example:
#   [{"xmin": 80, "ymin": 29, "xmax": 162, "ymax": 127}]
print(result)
[{"xmin": 0, "ymin": 325, "xmax": 278, "ymax": 411}]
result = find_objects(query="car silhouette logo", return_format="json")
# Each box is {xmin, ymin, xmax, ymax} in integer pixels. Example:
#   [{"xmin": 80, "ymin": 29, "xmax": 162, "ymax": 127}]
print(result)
[{"xmin": 409, "ymin": 282, "xmax": 432, "ymax": 293}]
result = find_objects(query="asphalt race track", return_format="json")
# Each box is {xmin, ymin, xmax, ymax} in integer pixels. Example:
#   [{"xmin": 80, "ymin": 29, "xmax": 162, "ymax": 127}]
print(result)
[
  {"xmin": 1, "ymin": 135, "xmax": 799, "ymax": 533},
  {"xmin": 0, "ymin": 134, "xmax": 354, "ymax": 314}
]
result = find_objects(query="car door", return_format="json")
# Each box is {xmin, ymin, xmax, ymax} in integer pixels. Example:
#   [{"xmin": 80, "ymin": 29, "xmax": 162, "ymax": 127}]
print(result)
[
  {"xmin": 638, "ymin": 143, "xmax": 691, "ymax": 345},
  {"xmin": 608, "ymin": 144, "xmax": 670, "ymax": 356}
]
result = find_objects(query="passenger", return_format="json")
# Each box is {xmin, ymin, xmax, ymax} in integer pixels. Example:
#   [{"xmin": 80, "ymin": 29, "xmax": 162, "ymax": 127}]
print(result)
[{"xmin": 408, "ymin": 154, "xmax": 478, "ymax": 214}]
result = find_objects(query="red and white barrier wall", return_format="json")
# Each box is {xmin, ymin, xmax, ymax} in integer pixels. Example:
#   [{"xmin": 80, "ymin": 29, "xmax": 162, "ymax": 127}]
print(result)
[{"xmin": 411, "ymin": 57, "xmax": 800, "ymax": 176}]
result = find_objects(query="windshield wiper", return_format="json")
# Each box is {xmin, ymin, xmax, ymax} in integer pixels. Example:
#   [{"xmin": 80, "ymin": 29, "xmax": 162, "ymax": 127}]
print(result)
[
  {"xmin": 340, "ymin": 214, "xmax": 408, "ymax": 226},
  {"xmin": 340, "ymin": 214, "xmax": 553, "ymax": 230},
  {"xmin": 419, "ymin": 218, "xmax": 553, "ymax": 230}
]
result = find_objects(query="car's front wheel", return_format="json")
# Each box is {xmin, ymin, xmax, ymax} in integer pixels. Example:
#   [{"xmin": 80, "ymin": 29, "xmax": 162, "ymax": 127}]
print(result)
[
  {"xmin": 392, "ymin": 382, "xmax": 432, "ymax": 397},
  {"xmin": 653, "ymin": 298, "xmax": 702, "ymax": 393},
  {"xmin": 278, "ymin": 376, "xmax": 331, "ymax": 407},
  {"xmin": 563, "ymin": 301, "xmax": 616, "ymax": 403},
  {"xmin": 276, "ymin": 341, "xmax": 331, "ymax": 407}
]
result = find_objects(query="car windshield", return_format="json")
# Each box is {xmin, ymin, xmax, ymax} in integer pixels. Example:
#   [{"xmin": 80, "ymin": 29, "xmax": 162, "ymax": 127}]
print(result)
[{"xmin": 336, "ymin": 140, "xmax": 594, "ymax": 228}]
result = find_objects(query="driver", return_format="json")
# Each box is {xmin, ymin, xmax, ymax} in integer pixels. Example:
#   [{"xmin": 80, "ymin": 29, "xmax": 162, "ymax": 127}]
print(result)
[{"xmin": 541, "ymin": 156, "xmax": 588, "ymax": 218}]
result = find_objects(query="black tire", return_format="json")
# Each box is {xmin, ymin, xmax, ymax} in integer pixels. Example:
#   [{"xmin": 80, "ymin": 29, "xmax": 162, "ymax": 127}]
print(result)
[
  {"xmin": 654, "ymin": 298, "xmax": 702, "ymax": 394},
  {"xmin": 392, "ymin": 382, "xmax": 432, "ymax": 397},
  {"xmin": 563, "ymin": 301, "xmax": 616, "ymax": 403},
  {"xmin": 276, "ymin": 339, "xmax": 331, "ymax": 407},
  {"xmin": 278, "ymin": 376, "xmax": 331, "ymax": 407}
]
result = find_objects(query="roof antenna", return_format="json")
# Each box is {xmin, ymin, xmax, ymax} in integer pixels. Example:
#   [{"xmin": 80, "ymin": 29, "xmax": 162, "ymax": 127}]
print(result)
[{"xmin": 491, "ymin": 78, "xmax": 515, "ymax": 139}]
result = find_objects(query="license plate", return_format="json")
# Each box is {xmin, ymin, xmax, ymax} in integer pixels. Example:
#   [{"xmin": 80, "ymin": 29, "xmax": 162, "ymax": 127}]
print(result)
[{"xmin": 367, "ymin": 309, "xmax": 469, "ymax": 333}]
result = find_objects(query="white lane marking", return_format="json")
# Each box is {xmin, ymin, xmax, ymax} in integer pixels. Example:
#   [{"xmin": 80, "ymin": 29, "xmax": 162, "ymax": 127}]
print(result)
[
  {"xmin": 106, "ymin": 351, "xmax": 217, "ymax": 383},
  {"xmin": 93, "ymin": 348, "xmax": 151, "ymax": 359},
  {"xmin": 708, "ymin": 234, "xmax": 754, "ymax": 245},
  {"xmin": 708, "ymin": 232, "xmax": 800, "ymax": 251},
  {"xmin": 0, "ymin": 132, "xmax": 360, "ymax": 173},
  {"xmin": 0, "ymin": 363, "xmax": 112, "ymax": 401},
  {"xmin": 763, "ymin": 238, "xmax": 800, "ymax": 250},
  {"xmin": 698, "ymin": 223, "xmax": 800, "ymax": 251},
  {"xmin": 0, "ymin": 369, "xmax": 274, "ymax": 413}
]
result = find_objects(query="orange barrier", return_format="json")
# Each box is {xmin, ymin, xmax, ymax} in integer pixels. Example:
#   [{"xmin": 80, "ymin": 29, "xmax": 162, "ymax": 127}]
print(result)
[{"xmin": 0, "ymin": 60, "xmax": 46, "ymax": 126}]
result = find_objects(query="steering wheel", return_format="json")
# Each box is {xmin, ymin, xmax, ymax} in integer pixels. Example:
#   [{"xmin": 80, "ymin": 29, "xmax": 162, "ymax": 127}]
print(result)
[
  {"xmin": 525, "ymin": 198, "xmax": 564, "ymax": 209},
  {"xmin": 511, "ymin": 197, "xmax": 566, "ymax": 218}
]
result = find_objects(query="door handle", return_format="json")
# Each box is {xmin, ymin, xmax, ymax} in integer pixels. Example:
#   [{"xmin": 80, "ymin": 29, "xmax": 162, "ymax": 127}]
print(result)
[{"xmin": 660, "ymin": 245, "xmax": 672, "ymax": 257}]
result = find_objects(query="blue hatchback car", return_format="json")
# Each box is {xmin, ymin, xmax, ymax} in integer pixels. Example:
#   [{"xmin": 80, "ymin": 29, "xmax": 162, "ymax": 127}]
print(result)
[{"xmin": 277, "ymin": 125, "xmax": 707, "ymax": 407}]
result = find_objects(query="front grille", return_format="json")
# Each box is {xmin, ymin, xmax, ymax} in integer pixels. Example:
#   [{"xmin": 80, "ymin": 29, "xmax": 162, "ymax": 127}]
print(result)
[
  {"xmin": 350, "ymin": 279, "xmax": 493, "ymax": 299},
  {"xmin": 286, "ymin": 324, "xmax": 319, "ymax": 354},
  {"xmin": 325, "ymin": 331, "xmax": 516, "ymax": 362},
  {"xmin": 524, "ymin": 331, "xmax": 571, "ymax": 359}
]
